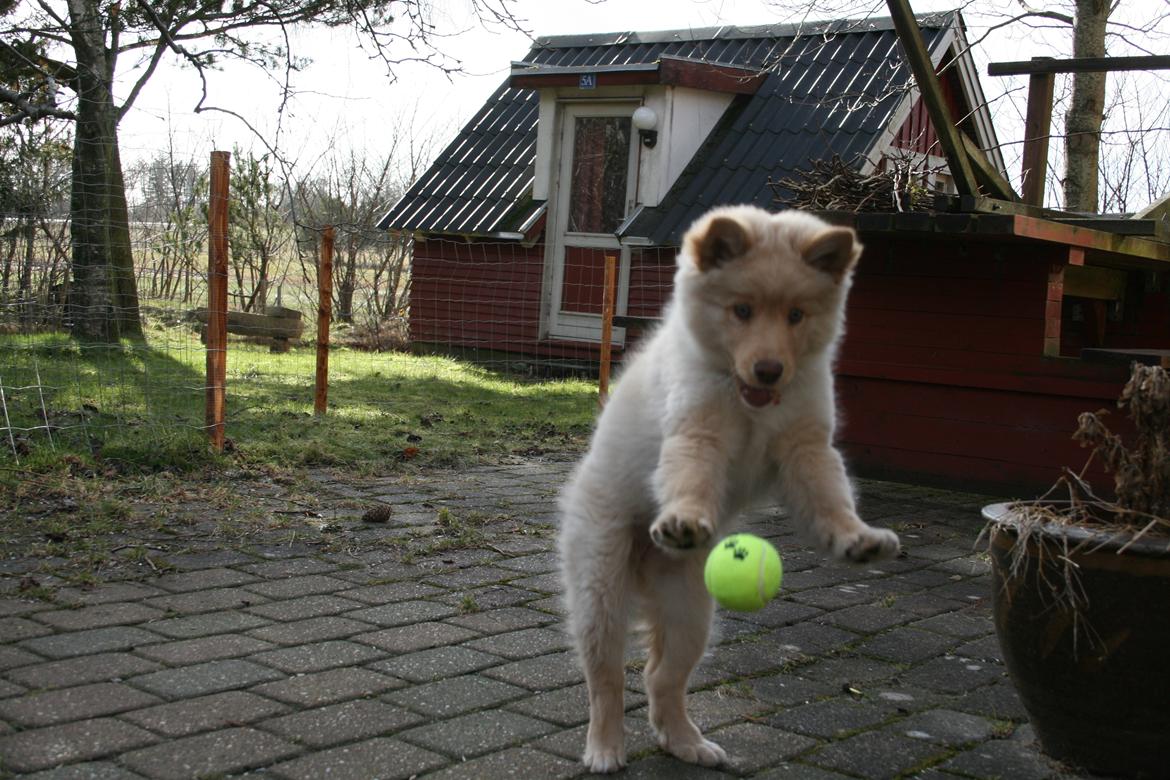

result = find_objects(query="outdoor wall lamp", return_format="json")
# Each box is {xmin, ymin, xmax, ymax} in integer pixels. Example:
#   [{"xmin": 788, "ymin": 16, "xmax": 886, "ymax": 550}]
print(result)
[{"xmin": 632, "ymin": 106, "xmax": 658, "ymax": 148}]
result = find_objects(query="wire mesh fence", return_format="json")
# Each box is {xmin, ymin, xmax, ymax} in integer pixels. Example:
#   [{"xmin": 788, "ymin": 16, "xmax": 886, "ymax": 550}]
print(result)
[{"xmin": 0, "ymin": 150, "xmax": 667, "ymax": 468}]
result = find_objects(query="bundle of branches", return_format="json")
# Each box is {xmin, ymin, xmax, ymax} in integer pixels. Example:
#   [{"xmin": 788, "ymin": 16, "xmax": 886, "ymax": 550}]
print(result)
[
  {"xmin": 1073, "ymin": 363, "xmax": 1170, "ymax": 522},
  {"xmin": 770, "ymin": 154, "xmax": 937, "ymax": 212}
]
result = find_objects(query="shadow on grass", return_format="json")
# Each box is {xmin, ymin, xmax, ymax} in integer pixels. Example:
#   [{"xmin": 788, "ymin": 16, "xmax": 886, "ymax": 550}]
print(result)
[{"xmin": 1, "ymin": 336, "xmax": 597, "ymax": 473}]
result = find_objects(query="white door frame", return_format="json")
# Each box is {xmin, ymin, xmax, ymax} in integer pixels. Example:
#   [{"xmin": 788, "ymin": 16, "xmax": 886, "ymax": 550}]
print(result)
[{"xmin": 544, "ymin": 101, "xmax": 639, "ymax": 343}]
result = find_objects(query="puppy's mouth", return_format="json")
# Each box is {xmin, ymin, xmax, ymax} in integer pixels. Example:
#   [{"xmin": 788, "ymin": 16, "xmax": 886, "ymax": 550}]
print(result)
[{"xmin": 736, "ymin": 376, "xmax": 780, "ymax": 408}]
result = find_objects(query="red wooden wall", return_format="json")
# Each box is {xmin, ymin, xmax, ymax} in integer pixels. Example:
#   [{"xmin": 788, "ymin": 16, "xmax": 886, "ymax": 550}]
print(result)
[{"xmin": 410, "ymin": 234, "xmax": 1145, "ymax": 495}]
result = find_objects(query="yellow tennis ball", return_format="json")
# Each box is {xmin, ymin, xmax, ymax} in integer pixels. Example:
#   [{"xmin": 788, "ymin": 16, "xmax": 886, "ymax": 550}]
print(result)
[{"xmin": 704, "ymin": 533, "xmax": 783, "ymax": 611}]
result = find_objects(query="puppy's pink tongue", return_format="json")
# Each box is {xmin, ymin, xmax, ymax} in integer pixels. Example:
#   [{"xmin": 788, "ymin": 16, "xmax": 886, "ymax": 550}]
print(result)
[{"xmin": 740, "ymin": 385, "xmax": 773, "ymax": 408}]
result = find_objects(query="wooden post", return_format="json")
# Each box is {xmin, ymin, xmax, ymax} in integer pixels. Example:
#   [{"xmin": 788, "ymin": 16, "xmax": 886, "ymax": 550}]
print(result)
[
  {"xmin": 597, "ymin": 253, "xmax": 618, "ymax": 407},
  {"xmin": 886, "ymin": 0, "xmax": 980, "ymax": 197},
  {"xmin": 1045, "ymin": 262, "xmax": 1064, "ymax": 358},
  {"xmin": 314, "ymin": 226, "xmax": 334, "ymax": 416},
  {"xmin": 1021, "ymin": 63, "xmax": 1056, "ymax": 207},
  {"xmin": 205, "ymin": 151, "xmax": 230, "ymax": 452}
]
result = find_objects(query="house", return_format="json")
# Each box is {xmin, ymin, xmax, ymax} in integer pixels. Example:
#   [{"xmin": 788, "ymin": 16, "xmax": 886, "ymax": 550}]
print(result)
[
  {"xmin": 380, "ymin": 13, "xmax": 1170, "ymax": 494},
  {"xmin": 379, "ymin": 12, "xmax": 1002, "ymax": 353}
]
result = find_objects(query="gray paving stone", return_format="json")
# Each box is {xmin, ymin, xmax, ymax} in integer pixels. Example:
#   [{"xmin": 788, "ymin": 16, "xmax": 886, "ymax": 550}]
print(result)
[
  {"xmin": 678, "ymin": 688, "xmax": 772, "ymax": 731},
  {"xmin": 0, "ymin": 597, "xmax": 50, "ymax": 616},
  {"xmin": 246, "ymin": 594, "xmax": 365, "ymax": 621},
  {"xmin": 54, "ymin": 582, "xmax": 166, "ymax": 606},
  {"xmin": 252, "ymin": 667, "xmax": 404, "ymax": 707},
  {"xmin": 819, "ymin": 604, "xmax": 919, "ymax": 633},
  {"xmin": 439, "ymin": 584, "xmax": 541, "ymax": 610},
  {"xmin": 0, "ymin": 678, "xmax": 24, "ymax": 697},
  {"xmin": 462, "ymin": 626, "xmax": 570, "ymax": 659},
  {"xmin": 941, "ymin": 737, "xmax": 1062, "ymax": 779},
  {"xmin": 481, "ymin": 650, "xmax": 583, "ymax": 691},
  {"xmin": 247, "ymin": 615, "xmax": 373, "ymax": 645},
  {"xmin": 131, "ymin": 658, "xmax": 283, "ymax": 698},
  {"xmin": 854, "ymin": 627, "xmax": 960, "ymax": 664},
  {"xmin": 119, "ymin": 726, "xmax": 300, "ymax": 780},
  {"xmin": 390, "ymin": 674, "xmax": 528, "ymax": 718},
  {"xmin": 243, "ymin": 574, "xmax": 354, "ymax": 598},
  {"xmin": 134, "ymin": 633, "xmax": 276, "ymax": 665},
  {"xmin": 899, "ymin": 655, "xmax": 1008, "ymax": 695},
  {"xmin": 618, "ymin": 755, "xmax": 732, "ymax": 778},
  {"xmin": 261, "ymin": 698, "xmax": 422, "ymax": 747},
  {"xmin": 270, "ymin": 737, "xmax": 446, "ymax": 780},
  {"xmin": 343, "ymin": 599, "xmax": 460, "ymax": 626},
  {"xmin": 150, "ymin": 567, "xmax": 259, "ymax": 592},
  {"xmin": 504, "ymin": 681, "xmax": 646, "ymax": 728},
  {"xmin": 398, "ymin": 709, "xmax": 556, "ymax": 758},
  {"xmin": 421, "ymin": 746, "xmax": 580, "ymax": 780},
  {"xmin": 799, "ymin": 655, "xmax": 904, "ymax": 686},
  {"xmin": 5, "ymin": 652, "xmax": 161, "ymax": 689},
  {"xmin": 251, "ymin": 639, "xmax": 384, "ymax": 674},
  {"xmin": 0, "ymin": 615, "xmax": 52, "ymax": 640},
  {"xmin": 122, "ymin": 690, "xmax": 291, "ymax": 737},
  {"xmin": 0, "ymin": 682, "xmax": 161, "ymax": 727},
  {"xmin": 370, "ymin": 645, "xmax": 502, "ymax": 683},
  {"xmin": 754, "ymin": 763, "xmax": 867, "ymax": 779},
  {"xmin": 20, "ymin": 626, "xmax": 162, "ymax": 659},
  {"xmin": 704, "ymin": 641, "xmax": 807, "ymax": 677},
  {"xmin": 22, "ymin": 761, "xmax": 146, "ymax": 779},
  {"xmin": 158, "ymin": 550, "xmax": 255, "ymax": 570},
  {"xmin": 241, "ymin": 558, "xmax": 339, "ymax": 578},
  {"xmin": 763, "ymin": 621, "xmax": 860, "ymax": 656},
  {"xmin": 494, "ymin": 552, "xmax": 560, "ymax": 574},
  {"xmin": 895, "ymin": 708, "xmax": 998, "ymax": 746},
  {"xmin": 912, "ymin": 610, "xmax": 995, "ymax": 639},
  {"xmin": 710, "ymin": 722, "xmax": 820, "ymax": 773},
  {"xmin": 0, "ymin": 718, "xmax": 157, "ymax": 772},
  {"xmin": 147, "ymin": 610, "xmax": 270, "ymax": 639},
  {"xmin": 339, "ymin": 580, "xmax": 445, "ymax": 604},
  {"xmin": 806, "ymin": 729, "xmax": 950, "ymax": 779},
  {"xmin": 143, "ymin": 586, "xmax": 268, "ymax": 614},
  {"xmin": 743, "ymin": 600, "xmax": 825, "ymax": 628},
  {"xmin": 0, "ymin": 644, "xmax": 42, "ymax": 671},
  {"xmin": 423, "ymin": 565, "xmax": 517, "ymax": 589},
  {"xmin": 767, "ymin": 696, "xmax": 898, "ymax": 739},
  {"xmin": 31, "ymin": 602, "xmax": 166, "ymax": 631},
  {"xmin": 950, "ymin": 680, "xmax": 1029, "ymax": 721},
  {"xmin": 353, "ymin": 621, "xmax": 478, "ymax": 653},
  {"xmin": 746, "ymin": 675, "xmax": 838, "ymax": 707}
]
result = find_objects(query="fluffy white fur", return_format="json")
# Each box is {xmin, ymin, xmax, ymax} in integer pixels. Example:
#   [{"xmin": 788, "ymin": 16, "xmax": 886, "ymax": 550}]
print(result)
[{"xmin": 558, "ymin": 205, "xmax": 900, "ymax": 773}]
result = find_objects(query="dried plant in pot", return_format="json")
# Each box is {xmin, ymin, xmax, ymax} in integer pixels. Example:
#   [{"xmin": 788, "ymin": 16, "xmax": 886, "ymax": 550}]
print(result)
[{"xmin": 982, "ymin": 364, "xmax": 1170, "ymax": 778}]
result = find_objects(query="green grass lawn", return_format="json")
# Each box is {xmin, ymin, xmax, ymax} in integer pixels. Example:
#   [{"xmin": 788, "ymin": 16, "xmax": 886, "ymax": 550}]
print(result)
[{"xmin": 0, "ymin": 326, "xmax": 598, "ymax": 476}]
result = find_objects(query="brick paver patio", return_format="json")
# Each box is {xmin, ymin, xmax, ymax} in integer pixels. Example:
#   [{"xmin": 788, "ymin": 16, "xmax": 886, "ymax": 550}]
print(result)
[{"xmin": 0, "ymin": 461, "xmax": 1093, "ymax": 778}]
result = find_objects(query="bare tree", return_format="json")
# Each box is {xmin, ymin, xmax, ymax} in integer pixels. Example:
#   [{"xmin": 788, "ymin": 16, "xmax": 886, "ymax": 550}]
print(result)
[
  {"xmin": 0, "ymin": 0, "xmax": 527, "ymax": 342},
  {"xmin": 0, "ymin": 119, "xmax": 71, "ymax": 327},
  {"xmin": 764, "ymin": 0, "xmax": 1170, "ymax": 212}
]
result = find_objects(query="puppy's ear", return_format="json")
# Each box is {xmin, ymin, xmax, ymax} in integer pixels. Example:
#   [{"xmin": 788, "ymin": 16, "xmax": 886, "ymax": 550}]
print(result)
[
  {"xmin": 802, "ymin": 227, "xmax": 861, "ymax": 281},
  {"xmin": 691, "ymin": 215, "xmax": 751, "ymax": 272}
]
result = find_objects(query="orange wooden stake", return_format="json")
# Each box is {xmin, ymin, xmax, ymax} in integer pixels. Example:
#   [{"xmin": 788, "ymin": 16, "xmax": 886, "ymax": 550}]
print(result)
[
  {"xmin": 598, "ymin": 253, "xmax": 617, "ymax": 407},
  {"xmin": 205, "ymin": 151, "xmax": 230, "ymax": 452},
  {"xmin": 315, "ymin": 226, "xmax": 334, "ymax": 415}
]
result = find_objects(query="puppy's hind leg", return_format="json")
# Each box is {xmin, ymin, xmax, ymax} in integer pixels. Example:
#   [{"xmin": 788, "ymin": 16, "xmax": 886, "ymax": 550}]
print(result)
[
  {"xmin": 640, "ymin": 551, "xmax": 727, "ymax": 767},
  {"xmin": 560, "ymin": 505, "xmax": 633, "ymax": 774}
]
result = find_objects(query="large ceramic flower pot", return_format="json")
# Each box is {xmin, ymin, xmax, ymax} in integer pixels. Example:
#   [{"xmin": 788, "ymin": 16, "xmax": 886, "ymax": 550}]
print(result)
[{"xmin": 983, "ymin": 503, "xmax": 1170, "ymax": 778}]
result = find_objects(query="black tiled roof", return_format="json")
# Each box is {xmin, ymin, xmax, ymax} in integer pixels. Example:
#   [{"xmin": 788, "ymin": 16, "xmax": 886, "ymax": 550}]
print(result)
[{"xmin": 378, "ymin": 13, "xmax": 957, "ymax": 244}]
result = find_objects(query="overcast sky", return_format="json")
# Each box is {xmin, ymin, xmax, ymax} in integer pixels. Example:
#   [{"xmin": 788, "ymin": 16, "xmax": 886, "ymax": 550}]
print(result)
[{"xmin": 111, "ymin": 0, "xmax": 1170, "ymax": 207}]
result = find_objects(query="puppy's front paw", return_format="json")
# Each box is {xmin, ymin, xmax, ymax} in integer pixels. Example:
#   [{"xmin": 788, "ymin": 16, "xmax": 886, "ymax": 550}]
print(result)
[
  {"xmin": 583, "ymin": 743, "xmax": 626, "ymax": 774},
  {"xmin": 649, "ymin": 506, "xmax": 714, "ymax": 550},
  {"xmin": 829, "ymin": 525, "xmax": 900, "ymax": 563},
  {"xmin": 669, "ymin": 736, "xmax": 727, "ymax": 767}
]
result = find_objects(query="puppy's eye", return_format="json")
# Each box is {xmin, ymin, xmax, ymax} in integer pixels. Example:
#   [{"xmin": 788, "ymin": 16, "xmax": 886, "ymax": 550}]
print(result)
[
  {"xmin": 732, "ymin": 303, "xmax": 752, "ymax": 321},
  {"xmin": 788, "ymin": 308, "xmax": 804, "ymax": 325}
]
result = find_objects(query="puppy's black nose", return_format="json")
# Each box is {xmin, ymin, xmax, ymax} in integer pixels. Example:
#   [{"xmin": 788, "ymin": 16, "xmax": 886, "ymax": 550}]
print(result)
[{"xmin": 754, "ymin": 360, "xmax": 783, "ymax": 385}]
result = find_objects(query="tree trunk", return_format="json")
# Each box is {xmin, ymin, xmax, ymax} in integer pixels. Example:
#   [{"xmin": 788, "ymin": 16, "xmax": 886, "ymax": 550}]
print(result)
[
  {"xmin": 65, "ymin": 0, "xmax": 143, "ymax": 341},
  {"xmin": 1063, "ymin": 0, "xmax": 1109, "ymax": 213}
]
